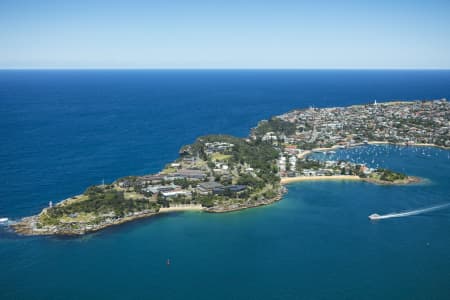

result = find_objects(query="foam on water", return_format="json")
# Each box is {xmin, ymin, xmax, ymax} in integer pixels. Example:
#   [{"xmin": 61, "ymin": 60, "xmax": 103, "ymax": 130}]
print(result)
[{"xmin": 370, "ymin": 203, "xmax": 450, "ymax": 220}]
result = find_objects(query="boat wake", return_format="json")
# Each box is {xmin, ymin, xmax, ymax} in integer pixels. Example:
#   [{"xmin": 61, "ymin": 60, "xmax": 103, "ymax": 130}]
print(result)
[{"xmin": 369, "ymin": 203, "xmax": 450, "ymax": 220}]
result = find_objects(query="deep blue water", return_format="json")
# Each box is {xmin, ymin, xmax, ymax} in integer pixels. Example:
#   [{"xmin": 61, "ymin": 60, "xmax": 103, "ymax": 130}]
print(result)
[{"xmin": 1, "ymin": 70, "xmax": 450, "ymax": 299}]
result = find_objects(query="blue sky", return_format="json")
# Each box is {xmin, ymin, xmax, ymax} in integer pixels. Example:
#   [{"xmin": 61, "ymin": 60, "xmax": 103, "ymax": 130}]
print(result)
[{"xmin": 1, "ymin": 0, "xmax": 449, "ymax": 69}]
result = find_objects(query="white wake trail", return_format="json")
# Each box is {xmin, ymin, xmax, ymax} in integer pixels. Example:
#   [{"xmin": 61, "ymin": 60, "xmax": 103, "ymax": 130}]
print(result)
[{"xmin": 369, "ymin": 203, "xmax": 450, "ymax": 220}]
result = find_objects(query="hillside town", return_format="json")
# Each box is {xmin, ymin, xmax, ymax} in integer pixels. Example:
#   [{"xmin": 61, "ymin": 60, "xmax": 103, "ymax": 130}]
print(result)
[{"xmin": 252, "ymin": 99, "xmax": 449, "ymax": 178}]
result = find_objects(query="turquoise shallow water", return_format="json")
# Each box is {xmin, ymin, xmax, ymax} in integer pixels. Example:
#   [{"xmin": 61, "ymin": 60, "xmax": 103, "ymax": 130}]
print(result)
[{"xmin": 1, "ymin": 70, "xmax": 450, "ymax": 299}]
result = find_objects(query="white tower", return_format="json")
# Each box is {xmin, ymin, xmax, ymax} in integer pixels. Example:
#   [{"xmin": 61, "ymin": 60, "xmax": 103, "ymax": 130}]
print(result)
[{"xmin": 49, "ymin": 201, "xmax": 53, "ymax": 208}]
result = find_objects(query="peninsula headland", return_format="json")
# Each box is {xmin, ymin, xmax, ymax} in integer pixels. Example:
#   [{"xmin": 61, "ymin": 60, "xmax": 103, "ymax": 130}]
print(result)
[{"xmin": 12, "ymin": 99, "xmax": 449, "ymax": 236}]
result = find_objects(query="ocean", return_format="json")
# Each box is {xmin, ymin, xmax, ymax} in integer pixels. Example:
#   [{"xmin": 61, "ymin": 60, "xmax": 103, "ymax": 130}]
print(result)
[{"xmin": 0, "ymin": 70, "xmax": 449, "ymax": 299}]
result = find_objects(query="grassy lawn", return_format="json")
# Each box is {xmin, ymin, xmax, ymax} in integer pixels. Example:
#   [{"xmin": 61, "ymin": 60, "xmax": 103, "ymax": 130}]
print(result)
[
  {"xmin": 59, "ymin": 212, "xmax": 96, "ymax": 223},
  {"xmin": 124, "ymin": 191, "xmax": 149, "ymax": 200},
  {"xmin": 369, "ymin": 173, "xmax": 382, "ymax": 180},
  {"xmin": 61, "ymin": 194, "xmax": 89, "ymax": 206},
  {"xmin": 211, "ymin": 153, "xmax": 232, "ymax": 161}
]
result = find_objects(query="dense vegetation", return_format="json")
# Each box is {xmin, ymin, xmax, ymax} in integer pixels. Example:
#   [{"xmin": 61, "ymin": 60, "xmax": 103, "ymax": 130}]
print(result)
[
  {"xmin": 42, "ymin": 185, "xmax": 159, "ymax": 224},
  {"xmin": 374, "ymin": 168, "xmax": 407, "ymax": 182},
  {"xmin": 192, "ymin": 135, "xmax": 280, "ymax": 185},
  {"xmin": 252, "ymin": 118, "xmax": 297, "ymax": 137}
]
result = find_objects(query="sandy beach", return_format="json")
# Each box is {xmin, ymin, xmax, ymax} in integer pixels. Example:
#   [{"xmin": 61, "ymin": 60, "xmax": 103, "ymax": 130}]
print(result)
[
  {"xmin": 159, "ymin": 204, "xmax": 204, "ymax": 213},
  {"xmin": 280, "ymin": 175, "xmax": 361, "ymax": 184},
  {"xmin": 297, "ymin": 150, "xmax": 312, "ymax": 159}
]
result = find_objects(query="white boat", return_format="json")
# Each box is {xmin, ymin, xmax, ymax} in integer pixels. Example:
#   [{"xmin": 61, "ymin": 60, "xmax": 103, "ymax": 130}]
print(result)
[
  {"xmin": 368, "ymin": 214, "xmax": 380, "ymax": 220},
  {"xmin": 0, "ymin": 217, "xmax": 9, "ymax": 223}
]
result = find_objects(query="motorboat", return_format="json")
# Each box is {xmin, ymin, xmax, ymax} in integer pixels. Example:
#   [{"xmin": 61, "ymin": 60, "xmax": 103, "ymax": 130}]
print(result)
[{"xmin": 368, "ymin": 214, "xmax": 380, "ymax": 220}]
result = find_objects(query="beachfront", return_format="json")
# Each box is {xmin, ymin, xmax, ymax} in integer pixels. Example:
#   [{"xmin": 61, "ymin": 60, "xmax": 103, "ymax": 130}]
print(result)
[
  {"xmin": 159, "ymin": 204, "xmax": 204, "ymax": 212},
  {"xmin": 281, "ymin": 175, "xmax": 361, "ymax": 184}
]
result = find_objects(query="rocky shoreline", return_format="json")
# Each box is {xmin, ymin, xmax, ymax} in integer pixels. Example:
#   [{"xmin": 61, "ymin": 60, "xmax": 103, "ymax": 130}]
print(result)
[
  {"xmin": 11, "ymin": 99, "xmax": 447, "ymax": 237},
  {"xmin": 9, "ymin": 147, "xmax": 427, "ymax": 237},
  {"xmin": 12, "ymin": 210, "xmax": 158, "ymax": 236},
  {"xmin": 12, "ymin": 188, "xmax": 287, "ymax": 236},
  {"xmin": 10, "ymin": 141, "xmax": 427, "ymax": 237},
  {"xmin": 205, "ymin": 189, "xmax": 286, "ymax": 213},
  {"xmin": 362, "ymin": 176, "xmax": 422, "ymax": 185}
]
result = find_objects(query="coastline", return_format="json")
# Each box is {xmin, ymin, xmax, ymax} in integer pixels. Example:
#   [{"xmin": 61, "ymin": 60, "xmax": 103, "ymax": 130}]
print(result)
[
  {"xmin": 13, "ymin": 205, "xmax": 205, "ymax": 236},
  {"xmin": 297, "ymin": 150, "xmax": 312, "ymax": 159},
  {"xmin": 281, "ymin": 175, "xmax": 361, "ymax": 184},
  {"xmin": 12, "ymin": 197, "xmax": 284, "ymax": 236},
  {"xmin": 205, "ymin": 192, "xmax": 284, "ymax": 213},
  {"xmin": 10, "ymin": 98, "xmax": 449, "ymax": 236},
  {"xmin": 159, "ymin": 204, "xmax": 204, "ymax": 213},
  {"xmin": 11, "ymin": 141, "xmax": 433, "ymax": 236},
  {"xmin": 281, "ymin": 175, "xmax": 421, "ymax": 185},
  {"xmin": 12, "ymin": 210, "xmax": 158, "ymax": 236},
  {"xmin": 290, "ymin": 142, "xmax": 422, "ymax": 158},
  {"xmin": 296, "ymin": 141, "xmax": 449, "ymax": 161},
  {"xmin": 367, "ymin": 141, "xmax": 449, "ymax": 150}
]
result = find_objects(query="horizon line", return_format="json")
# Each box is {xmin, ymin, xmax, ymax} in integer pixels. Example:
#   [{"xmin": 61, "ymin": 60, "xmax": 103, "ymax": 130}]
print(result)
[{"xmin": 1, "ymin": 67, "xmax": 450, "ymax": 71}]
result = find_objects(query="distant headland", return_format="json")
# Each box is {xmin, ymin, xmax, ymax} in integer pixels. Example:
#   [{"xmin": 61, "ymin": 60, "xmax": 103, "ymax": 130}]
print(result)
[{"xmin": 12, "ymin": 98, "xmax": 449, "ymax": 235}]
